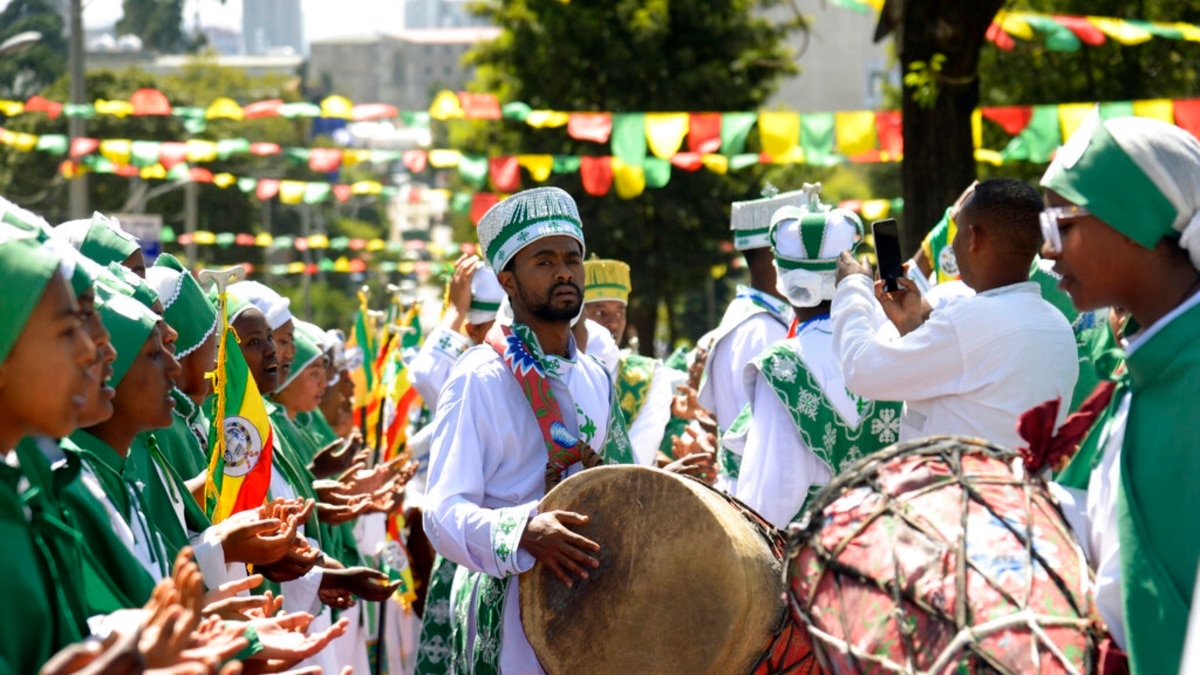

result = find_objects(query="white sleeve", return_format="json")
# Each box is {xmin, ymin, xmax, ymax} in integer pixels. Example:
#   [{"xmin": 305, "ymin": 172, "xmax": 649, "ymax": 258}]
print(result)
[
  {"xmin": 409, "ymin": 327, "xmax": 471, "ymax": 412},
  {"xmin": 281, "ymin": 553, "xmax": 325, "ymax": 617},
  {"xmin": 832, "ymin": 274, "xmax": 968, "ymax": 402},
  {"xmin": 735, "ymin": 374, "xmax": 831, "ymax": 529},
  {"xmin": 704, "ymin": 317, "xmax": 785, "ymax": 431},
  {"xmin": 422, "ymin": 367, "xmax": 537, "ymax": 579},
  {"xmin": 189, "ymin": 526, "xmax": 230, "ymax": 590},
  {"xmin": 626, "ymin": 365, "xmax": 684, "ymax": 466}
]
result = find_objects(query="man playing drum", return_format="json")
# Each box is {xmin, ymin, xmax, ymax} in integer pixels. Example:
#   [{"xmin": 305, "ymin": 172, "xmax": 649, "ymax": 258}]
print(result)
[{"xmin": 422, "ymin": 187, "xmax": 636, "ymax": 674}]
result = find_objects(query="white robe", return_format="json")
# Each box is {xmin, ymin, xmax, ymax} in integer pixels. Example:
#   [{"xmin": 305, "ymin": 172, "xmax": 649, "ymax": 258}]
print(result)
[
  {"xmin": 734, "ymin": 318, "xmax": 856, "ymax": 529},
  {"xmin": 625, "ymin": 360, "xmax": 685, "ymax": 466},
  {"xmin": 832, "ymin": 275, "xmax": 1079, "ymax": 449},
  {"xmin": 410, "ymin": 326, "xmax": 473, "ymax": 413},
  {"xmin": 423, "ymin": 335, "xmax": 614, "ymax": 674},
  {"xmin": 1053, "ymin": 289, "xmax": 1200, "ymax": 653}
]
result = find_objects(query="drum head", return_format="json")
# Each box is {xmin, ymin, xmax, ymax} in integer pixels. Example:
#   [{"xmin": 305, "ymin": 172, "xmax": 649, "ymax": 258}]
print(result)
[{"xmin": 520, "ymin": 465, "xmax": 785, "ymax": 674}]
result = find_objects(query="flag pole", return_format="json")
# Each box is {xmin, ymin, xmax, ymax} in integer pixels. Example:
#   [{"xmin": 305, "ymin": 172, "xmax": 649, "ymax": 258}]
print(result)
[{"xmin": 196, "ymin": 265, "xmax": 246, "ymax": 522}]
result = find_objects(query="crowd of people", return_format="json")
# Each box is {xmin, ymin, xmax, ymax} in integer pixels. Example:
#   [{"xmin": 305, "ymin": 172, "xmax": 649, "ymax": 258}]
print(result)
[{"xmin": 1, "ymin": 110, "xmax": 1198, "ymax": 674}]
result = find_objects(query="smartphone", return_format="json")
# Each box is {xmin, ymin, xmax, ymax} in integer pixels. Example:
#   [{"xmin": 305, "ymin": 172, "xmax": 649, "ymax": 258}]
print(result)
[{"xmin": 872, "ymin": 219, "xmax": 904, "ymax": 293}]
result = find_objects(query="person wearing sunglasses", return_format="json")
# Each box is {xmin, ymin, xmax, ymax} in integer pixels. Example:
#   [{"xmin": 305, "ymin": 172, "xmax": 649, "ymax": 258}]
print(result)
[{"xmin": 1039, "ymin": 110, "xmax": 1200, "ymax": 675}]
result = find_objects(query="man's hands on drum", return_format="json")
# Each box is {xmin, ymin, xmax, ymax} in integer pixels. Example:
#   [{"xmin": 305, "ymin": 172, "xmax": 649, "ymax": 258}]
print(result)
[{"xmin": 520, "ymin": 511, "xmax": 600, "ymax": 588}]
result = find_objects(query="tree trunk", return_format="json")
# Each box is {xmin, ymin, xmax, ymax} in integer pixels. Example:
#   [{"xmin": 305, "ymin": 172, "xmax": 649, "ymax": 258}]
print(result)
[{"xmin": 891, "ymin": 0, "xmax": 1005, "ymax": 257}]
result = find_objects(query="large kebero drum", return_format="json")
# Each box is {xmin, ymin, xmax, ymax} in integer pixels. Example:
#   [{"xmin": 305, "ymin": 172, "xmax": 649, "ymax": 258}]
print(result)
[
  {"xmin": 520, "ymin": 464, "xmax": 815, "ymax": 674},
  {"xmin": 786, "ymin": 436, "xmax": 1103, "ymax": 674}
]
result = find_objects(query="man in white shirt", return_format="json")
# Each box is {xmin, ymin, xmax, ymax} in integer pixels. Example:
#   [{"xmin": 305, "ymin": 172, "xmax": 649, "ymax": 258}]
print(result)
[
  {"xmin": 831, "ymin": 177, "xmax": 1078, "ymax": 450},
  {"xmin": 423, "ymin": 187, "xmax": 635, "ymax": 674}
]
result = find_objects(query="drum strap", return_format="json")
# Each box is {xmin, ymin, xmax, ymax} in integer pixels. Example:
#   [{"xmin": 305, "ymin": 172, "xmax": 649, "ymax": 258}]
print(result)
[{"xmin": 485, "ymin": 322, "xmax": 634, "ymax": 490}]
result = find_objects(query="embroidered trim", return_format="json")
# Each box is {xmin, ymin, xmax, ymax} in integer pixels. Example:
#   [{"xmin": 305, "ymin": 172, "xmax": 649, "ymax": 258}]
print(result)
[
  {"xmin": 176, "ymin": 313, "xmax": 219, "ymax": 360},
  {"xmin": 489, "ymin": 505, "xmax": 530, "ymax": 578}
]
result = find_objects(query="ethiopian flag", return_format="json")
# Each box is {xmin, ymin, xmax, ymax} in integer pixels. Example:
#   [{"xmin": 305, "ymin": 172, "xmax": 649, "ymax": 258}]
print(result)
[{"xmin": 205, "ymin": 294, "xmax": 275, "ymax": 523}]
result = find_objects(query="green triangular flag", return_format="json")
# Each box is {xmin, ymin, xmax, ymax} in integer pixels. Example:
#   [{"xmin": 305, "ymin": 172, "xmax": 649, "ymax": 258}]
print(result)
[
  {"xmin": 552, "ymin": 155, "xmax": 581, "ymax": 174},
  {"xmin": 720, "ymin": 112, "xmax": 758, "ymax": 156},
  {"xmin": 611, "ymin": 113, "xmax": 647, "ymax": 167},
  {"xmin": 217, "ymin": 138, "xmax": 251, "ymax": 159},
  {"xmin": 303, "ymin": 183, "xmax": 331, "ymax": 204},
  {"xmin": 450, "ymin": 191, "xmax": 473, "ymax": 214},
  {"xmin": 63, "ymin": 103, "xmax": 96, "ymax": 119},
  {"xmin": 215, "ymin": 232, "xmax": 236, "ymax": 248},
  {"xmin": 131, "ymin": 140, "xmax": 160, "ymax": 167},
  {"xmin": 1000, "ymin": 105, "xmax": 1061, "ymax": 163},
  {"xmin": 1099, "ymin": 101, "xmax": 1135, "ymax": 119},
  {"xmin": 237, "ymin": 177, "xmax": 258, "ymax": 193},
  {"xmin": 183, "ymin": 118, "xmax": 208, "ymax": 134},
  {"xmin": 35, "ymin": 134, "xmax": 68, "ymax": 155},
  {"xmin": 644, "ymin": 157, "xmax": 671, "ymax": 188},
  {"xmin": 800, "ymin": 113, "xmax": 837, "ymax": 166},
  {"xmin": 501, "ymin": 101, "xmax": 532, "ymax": 121},
  {"xmin": 458, "ymin": 154, "xmax": 489, "ymax": 188},
  {"xmin": 730, "ymin": 153, "xmax": 761, "ymax": 171}
]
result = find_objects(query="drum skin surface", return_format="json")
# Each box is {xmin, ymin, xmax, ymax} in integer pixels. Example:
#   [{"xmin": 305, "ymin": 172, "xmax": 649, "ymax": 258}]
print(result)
[
  {"xmin": 520, "ymin": 465, "xmax": 787, "ymax": 674},
  {"xmin": 787, "ymin": 436, "xmax": 1102, "ymax": 675}
]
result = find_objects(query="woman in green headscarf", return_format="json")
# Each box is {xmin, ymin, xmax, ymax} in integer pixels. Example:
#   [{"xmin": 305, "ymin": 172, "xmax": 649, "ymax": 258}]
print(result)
[
  {"xmin": 1041, "ymin": 111, "xmax": 1200, "ymax": 674},
  {"xmin": 0, "ymin": 227, "xmax": 98, "ymax": 674}
]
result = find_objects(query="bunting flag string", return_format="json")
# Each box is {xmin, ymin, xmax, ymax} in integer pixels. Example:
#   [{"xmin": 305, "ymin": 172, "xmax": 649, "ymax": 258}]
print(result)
[
  {"xmin": 192, "ymin": 256, "xmax": 449, "ymax": 278},
  {"xmin": 827, "ymin": 1, "xmax": 1200, "ymax": 52},
  {"xmin": 0, "ymin": 91, "xmax": 407, "ymax": 128},
  {"xmin": 8, "ymin": 95, "xmax": 1200, "ymax": 199}
]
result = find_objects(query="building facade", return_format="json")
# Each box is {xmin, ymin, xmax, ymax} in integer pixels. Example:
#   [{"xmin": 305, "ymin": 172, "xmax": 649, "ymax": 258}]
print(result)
[{"xmin": 309, "ymin": 27, "xmax": 500, "ymax": 111}]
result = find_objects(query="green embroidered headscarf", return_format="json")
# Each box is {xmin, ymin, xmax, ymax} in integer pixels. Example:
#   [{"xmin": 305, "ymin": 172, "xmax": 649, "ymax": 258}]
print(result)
[
  {"xmin": 2, "ymin": 197, "xmax": 101, "ymax": 298},
  {"xmin": 1042, "ymin": 111, "xmax": 1200, "ymax": 267},
  {"xmin": 55, "ymin": 212, "xmax": 141, "ymax": 267},
  {"xmin": 146, "ymin": 253, "xmax": 218, "ymax": 359},
  {"xmin": 98, "ymin": 262, "xmax": 160, "ymax": 310},
  {"xmin": 0, "ymin": 223, "xmax": 64, "ymax": 363},
  {"xmin": 279, "ymin": 321, "xmax": 324, "ymax": 390},
  {"xmin": 94, "ymin": 285, "xmax": 159, "ymax": 387}
]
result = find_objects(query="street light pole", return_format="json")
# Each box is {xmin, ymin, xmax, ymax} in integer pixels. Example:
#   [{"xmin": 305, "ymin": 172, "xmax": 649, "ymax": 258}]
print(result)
[{"xmin": 67, "ymin": 0, "xmax": 88, "ymax": 219}]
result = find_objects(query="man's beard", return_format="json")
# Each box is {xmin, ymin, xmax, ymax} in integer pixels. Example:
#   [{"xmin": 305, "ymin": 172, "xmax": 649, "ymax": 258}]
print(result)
[{"xmin": 515, "ymin": 277, "xmax": 583, "ymax": 321}]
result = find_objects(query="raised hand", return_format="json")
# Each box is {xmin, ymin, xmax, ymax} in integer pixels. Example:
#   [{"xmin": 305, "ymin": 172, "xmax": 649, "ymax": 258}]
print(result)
[
  {"xmin": 321, "ymin": 566, "xmax": 400, "ymax": 602},
  {"xmin": 201, "ymin": 573, "xmax": 263, "ymax": 610},
  {"xmin": 218, "ymin": 515, "xmax": 303, "ymax": 566},
  {"xmin": 256, "ymin": 540, "xmax": 321, "ymax": 584},
  {"xmin": 39, "ymin": 629, "xmax": 142, "ymax": 675},
  {"xmin": 874, "ymin": 275, "xmax": 925, "ymax": 336},
  {"xmin": 520, "ymin": 511, "xmax": 600, "ymax": 589},
  {"xmin": 316, "ymin": 498, "xmax": 372, "ymax": 525},
  {"xmin": 245, "ymin": 614, "xmax": 350, "ymax": 671},
  {"xmin": 663, "ymin": 451, "xmax": 717, "ymax": 484},
  {"xmin": 307, "ymin": 433, "xmax": 363, "ymax": 479},
  {"xmin": 175, "ymin": 616, "xmax": 248, "ymax": 668}
]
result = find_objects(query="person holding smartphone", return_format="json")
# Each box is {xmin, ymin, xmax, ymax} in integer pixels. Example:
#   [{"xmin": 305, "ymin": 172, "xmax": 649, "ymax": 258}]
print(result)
[{"xmin": 830, "ymin": 178, "xmax": 1078, "ymax": 450}]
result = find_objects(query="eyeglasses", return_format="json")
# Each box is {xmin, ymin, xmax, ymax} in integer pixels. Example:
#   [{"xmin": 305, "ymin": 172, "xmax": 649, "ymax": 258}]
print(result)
[{"xmin": 1039, "ymin": 204, "xmax": 1090, "ymax": 253}]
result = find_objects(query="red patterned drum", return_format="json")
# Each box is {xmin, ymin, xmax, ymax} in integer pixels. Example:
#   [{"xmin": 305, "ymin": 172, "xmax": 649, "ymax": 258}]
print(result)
[
  {"xmin": 520, "ymin": 465, "xmax": 818, "ymax": 674},
  {"xmin": 786, "ymin": 436, "xmax": 1103, "ymax": 674}
]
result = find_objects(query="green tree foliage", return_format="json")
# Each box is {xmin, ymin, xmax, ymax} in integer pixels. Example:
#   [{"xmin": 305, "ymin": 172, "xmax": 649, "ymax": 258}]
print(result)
[
  {"xmin": 117, "ymin": 0, "xmax": 206, "ymax": 54},
  {"xmin": 0, "ymin": 0, "xmax": 67, "ymax": 99},
  {"xmin": 978, "ymin": 0, "xmax": 1200, "ymax": 183},
  {"xmin": 453, "ymin": 0, "xmax": 803, "ymax": 349}
]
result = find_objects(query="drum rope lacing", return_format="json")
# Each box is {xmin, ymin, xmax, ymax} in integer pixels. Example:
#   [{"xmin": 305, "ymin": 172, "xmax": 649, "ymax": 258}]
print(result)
[{"xmin": 784, "ymin": 437, "xmax": 1103, "ymax": 675}]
